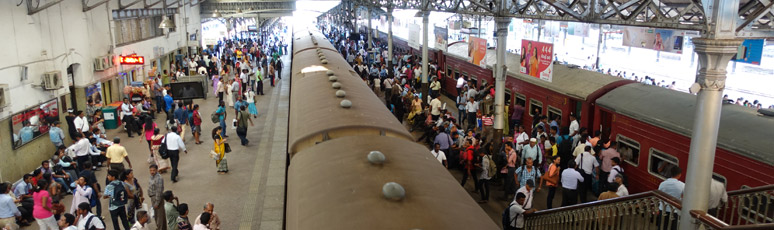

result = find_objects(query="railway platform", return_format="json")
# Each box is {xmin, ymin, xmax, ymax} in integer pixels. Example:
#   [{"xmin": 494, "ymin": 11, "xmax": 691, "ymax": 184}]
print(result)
[{"xmin": 17, "ymin": 50, "xmax": 292, "ymax": 230}]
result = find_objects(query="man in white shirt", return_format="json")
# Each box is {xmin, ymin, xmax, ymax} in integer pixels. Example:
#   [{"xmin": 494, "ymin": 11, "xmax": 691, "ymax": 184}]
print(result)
[
  {"xmin": 607, "ymin": 157, "xmax": 623, "ymax": 183},
  {"xmin": 615, "ymin": 174, "xmax": 629, "ymax": 197},
  {"xmin": 508, "ymin": 192, "xmax": 536, "ymax": 229},
  {"xmin": 76, "ymin": 202, "xmax": 105, "ymax": 230},
  {"xmin": 465, "ymin": 97, "xmax": 478, "ymax": 130},
  {"xmin": 120, "ymin": 98, "xmax": 139, "ymax": 137},
  {"xmin": 515, "ymin": 179, "xmax": 536, "ymax": 209},
  {"xmin": 708, "ymin": 178, "xmax": 728, "ymax": 216},
  {"xmin": 197, "ymin": 66, "xmax": 207, "ymax": 76},
  {"xmin": 430, "ymin": 143, "xmax": 447, "ymax": 168},
  {"xmin": 73, "ymin": 111, "xmax": 90, "ymax": 135},
  {"xmin": 574, "ymin": 146, "xmax": 599, "ymax": 203},
  {"xmin": 569, "ymin": 114, "xmax": 579, "ymax": 137},
  {"xmin": 69, "ymin": 133, "xmax": 92, "ymax": 167},
  {"xmin": 165, "ymin": 128, "xmax": 187, "ymax": 182},
  {"xmin": 561, "ymin": 161, "xmax": 584, "ymax": 206},
  {"xmin": 455, "ymin": 77, "xmax": 465, "ymax": 96}
]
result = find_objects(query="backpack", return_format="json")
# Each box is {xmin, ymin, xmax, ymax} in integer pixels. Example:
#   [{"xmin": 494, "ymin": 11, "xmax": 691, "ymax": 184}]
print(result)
[
  {"xmin": 158, "ymin": 134, "xmax": 169, "ymax": 159},
  {"xmin": 84, "ymin": 215, "xmax": 104, "ymax": 230},
  {"xmin": 211, "ymin": 112, "xmax": 220, "ymax": 123},
  {"xmin": 501, "ymin": 203, "xmax": 518, "ymax": 230},
  {"xmin": 557, "ymin": 135, "xmax": 574, "ymax": 167},
  {"xmin": 614, "ymin": 167, "xmax": 628, "ymax": 187},
  {"xmin": 109, "ymin": 181, "xmax": 128, "ymax": 208}
]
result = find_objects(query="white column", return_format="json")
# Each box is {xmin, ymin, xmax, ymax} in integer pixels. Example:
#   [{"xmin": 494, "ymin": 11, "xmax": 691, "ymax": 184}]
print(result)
[
  {"xmin": 367, "ymin": 8, "xmax": 372, "ymax": 53},
  {"xmin": 421, "ymin": 12, "xmax": 429, "ymax": 85},
  {"xmin": 494, "ymin": 17, "xmax": 509, "ymax": 133},
  {"xmin": 387, "ymin": 8, "xmax": 394, "ymax": 69}
]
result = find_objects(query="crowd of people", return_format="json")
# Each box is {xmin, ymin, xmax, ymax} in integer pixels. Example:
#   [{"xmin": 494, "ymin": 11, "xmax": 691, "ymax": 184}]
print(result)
[
  {"xmin": 0, "ymin": 24, "xmax": 290, "ymax": 230},
  {"xmin": 320, "ymin": 23, "xmax": 730, "ymax": 230}
]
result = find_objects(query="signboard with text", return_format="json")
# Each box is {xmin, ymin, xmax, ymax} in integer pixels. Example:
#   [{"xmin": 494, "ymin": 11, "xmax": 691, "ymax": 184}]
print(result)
[
  {"xmin": 408, "ymin": 24, "xmax": 421, "ymax": 49},
  {"xmin": 519, "ymin": 39, "xmax": 554, "ymax": 82},
  {"xmin": 733, "ymin": 39, "xmax": 765, "ymax": 65}
]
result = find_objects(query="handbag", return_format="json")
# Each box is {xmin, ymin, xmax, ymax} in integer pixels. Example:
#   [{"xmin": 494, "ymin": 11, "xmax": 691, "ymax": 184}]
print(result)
[
  {"xmin": 224, "ymin": 143, "xmax": 232, "ymax": 153},
  {"xmin": 159, "ymin": 134, "xmax": 169, "ymax": 159}
]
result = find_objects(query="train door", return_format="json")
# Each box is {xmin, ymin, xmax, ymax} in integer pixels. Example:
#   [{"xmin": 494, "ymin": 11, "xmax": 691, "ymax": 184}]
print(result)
[{"xmin": 599, "ymin": 109, "xmax": 613, "ymax": 140}]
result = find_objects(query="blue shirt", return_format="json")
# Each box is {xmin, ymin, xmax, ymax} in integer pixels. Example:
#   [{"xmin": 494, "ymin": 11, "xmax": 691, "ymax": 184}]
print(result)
[
  {"xmin": 20, "ymin": 126, "xmax": 34, "ymax": 143},
  {"xmin": 215, "ymin": 106, "xmax": 226, "ymax": 121},
  {"xmin": 49, "ymin": 126, "xmax": 65, "ymax": 146},
  {"xmin": 174, "ymin": 108, "xmax": 189, "ymax": 125},
  {"xmin": 13, "ymin": 182, "xmax": 30, "ymax": 197},
  {"xmin": 0, "ymin": 194, "xmax": 20, "ymax": 218},
  {"xmin": 433, "ymin": 132, "xmax": 453, "ymax": 150},
  {"xmin": 164, "ymin": 95, "xmax": 174, "ymax": 111},
  {"xmin": 234, "ymin": 100, "xmax": 248, "ymax": 113},
  {"xmin": 516, "ymin": 165, "xmax": 542, "ymax": 187},
  {"xmin": 104, "ymin": 180, "xmax": 125, "ymax": 211},
  {"xmin": 658, "ymin": 178, "xmax": 685, "ymax": 199}
]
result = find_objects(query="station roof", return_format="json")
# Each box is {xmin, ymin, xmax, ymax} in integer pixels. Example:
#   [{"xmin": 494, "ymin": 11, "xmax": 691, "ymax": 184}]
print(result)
[
  {"xmin": 596, "ymin": 83, "xmax": 774, "ymax": 166},
  {"xmin": 446, "ymin": 42, "xmax": 626, "ymax": 101}
]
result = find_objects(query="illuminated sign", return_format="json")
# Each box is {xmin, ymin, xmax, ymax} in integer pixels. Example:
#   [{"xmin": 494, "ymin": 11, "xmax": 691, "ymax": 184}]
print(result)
[{"xmin": 118, "ymin": 54, "xmax": 145, "ymax": 65}]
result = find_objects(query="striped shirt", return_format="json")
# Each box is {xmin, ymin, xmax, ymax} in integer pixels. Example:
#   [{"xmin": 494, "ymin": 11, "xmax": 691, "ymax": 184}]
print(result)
[{"xmin": 482, "ymin": 116, "xmax": 494, "ymax": 126}]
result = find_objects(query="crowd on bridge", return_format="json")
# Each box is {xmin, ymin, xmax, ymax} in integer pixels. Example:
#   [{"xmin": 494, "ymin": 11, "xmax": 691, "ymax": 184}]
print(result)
[
  {"xmin": 320, "ymin": 22, "xmax": 731, "ymax": 230},
  {"xmin": 0, "ymin": 24, "xmax": 290, "ymax": 230}
]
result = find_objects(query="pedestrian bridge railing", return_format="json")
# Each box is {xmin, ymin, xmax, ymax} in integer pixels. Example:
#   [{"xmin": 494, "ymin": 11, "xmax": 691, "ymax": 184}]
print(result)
[
  {"xmin": 524, "ymin": 190, "xmax": 683, "ymax": 230},
  {"xmin": 713, "ymin": 184, "xmax": 774, "ymax": 226}
]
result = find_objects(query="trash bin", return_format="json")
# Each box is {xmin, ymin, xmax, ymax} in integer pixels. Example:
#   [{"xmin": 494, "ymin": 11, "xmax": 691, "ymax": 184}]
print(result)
[{"xmin": 102, "ymin": 106, "xmax": 119, "ymax": 130}]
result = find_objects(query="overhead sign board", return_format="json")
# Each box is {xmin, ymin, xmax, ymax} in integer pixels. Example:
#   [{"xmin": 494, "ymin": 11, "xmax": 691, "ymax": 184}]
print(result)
[{"xmin": 119, "ymin": 54, "xmax": 145, "ymax": 65}]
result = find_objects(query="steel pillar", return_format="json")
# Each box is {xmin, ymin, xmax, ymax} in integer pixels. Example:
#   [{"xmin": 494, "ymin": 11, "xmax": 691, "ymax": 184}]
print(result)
[
  {"xmin": 353, "ymin": 4, "xmax": 358, "ymax": 33},
  {"xmin": 679, "ymin": 0, "xmax": 740, "ymax": 227},
  {"xmin": 493, "ymin": 17, "xmax": 509, "ymax": 150},
  {"xmin": 367, "ymin": 8, "xmax": 373, "ymax": 58},
  {"xmin": 387, "ymin": 8, "xmax": 394, "ymax": 70},
  {"xmin": 421, "ymin": 11, "xmax": 430, "ymax": 100},
  {"xmin": 595, "ymin": 24, "xmax": 602, "ymax": 70}
]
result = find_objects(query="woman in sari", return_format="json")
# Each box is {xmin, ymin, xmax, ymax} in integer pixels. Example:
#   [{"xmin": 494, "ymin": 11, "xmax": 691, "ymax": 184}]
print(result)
[
  {"xmin": 529, "ymin": 47, "xmax": 539, "ymax": 78},
  {"xmin": 150, "ymin": 128, "xmax": 171, "ymax": 173},
  {"xmin": 212, "ymin": 127, "xmax": 229, "ymax": 174}
]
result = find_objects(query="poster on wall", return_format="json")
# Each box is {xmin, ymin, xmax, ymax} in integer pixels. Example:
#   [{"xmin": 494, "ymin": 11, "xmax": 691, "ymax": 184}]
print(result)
[
  {"xmin": 468, "ymin": 36, "xmax": 487, "ymax": 65},
  {"xmin": 567, "ymin": 22, "xmax": 589, "ymax": 37},
  {"xmin": 622, "ymin": 27, "xmax": 684, "ymax": 54},
  {"xmin": 85, "ymin": 83, "xmax": 103, "ymax": 106},
  {"xmin": 434, "ymin": 26, "xmax": 448, "ymax": 52},
  {"xmin": 733, "ymin": 39, "xmax": 765, "ymax": 65},
  {"xmin": 519, "ymin": 39, "xmax": 554, "ymax": 82},
  {"xmin": 408, "ymin": 23, "xmax": 421, "ymax": 49}
]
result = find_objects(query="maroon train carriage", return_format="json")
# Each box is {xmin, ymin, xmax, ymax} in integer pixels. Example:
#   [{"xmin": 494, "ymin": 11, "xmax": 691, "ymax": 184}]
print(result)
[
  {"xmin": 595, "ymin": 83, "xmax": 774, "ymax": 193},
  {"xmin": 444, "ymin": 41, "xmax": 632, "ymax": 135}
]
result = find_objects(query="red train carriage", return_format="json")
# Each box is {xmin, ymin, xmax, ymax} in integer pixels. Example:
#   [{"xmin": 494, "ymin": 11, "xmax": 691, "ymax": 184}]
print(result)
[
  {"xmin": 595, "ymin": 83, "xmax": 774, "ymax": 193},
  {"xmin": 444, "ymin": 41, "xmax": 631, "ymax": 135}
]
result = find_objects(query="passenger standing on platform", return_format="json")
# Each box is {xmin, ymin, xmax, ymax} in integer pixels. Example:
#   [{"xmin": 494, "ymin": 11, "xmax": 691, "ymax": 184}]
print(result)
[
  {"xmin": 175, "ymin": 204, "xmax": 191, "ymax": 230},
  {"xmin": 141, "ymin": 117, "xmax": 158, "ymax": 159},
  {"xmin": 516, "ymin": 178, "xmax": 536, "ymax": 211},
  {"xmin": 429, "ymin": 78, "xmax": 441, "ymax": 98},
  {"xmin": 230, "ymin": 80, "xmax": 240, "ymax": 107},
  {"xmin": 540, "ymin": 156, "xmax": 561, "ymax": 209},
  {"xmin": 103, "ymin": 169, "xmax": 131, "ymax": 230},
  {"xmin": 121, "ymin": 170, "xmax": 143, "ymax": 225},
  {"xmin": 215, "ymin": 101, "xmax": 228, "ymax": 138},
  {"xmin": 236, "ymin": 106, "xmax": 254, "ymax": 146},
  {"xmin": 75, "ymin": 202, "xmax": 105, "ymax": 230},
  {"xmin": 516, "ymin": 158, "xmax": 541, "ymax": 191},
  {"xmin": 481, "ymin": 113, "xmax": 494, "ymax": 144},
  {"xmin": 465, "ymin": 97, "xmax": 478, "ymax": 130},
  {"xmin": 216, "ymin": 77, "xmax": 226, "ymax": 103},
  {"xmin": 73, "ymin": 111, "xmax": 90, "ymax": 137},
  {"xmin": 521, "ymin": 138, "xmax": 542, "ymax": 165},
  {"xmin": 233, "ymin": 96, "xmax": 247, "ymax": 115},
  {"xmin": 106, "ymin": 137, "xmax": 133, "ymax": 177},
  {"xmin": 164, "ymin": 92, "xmax": 175, "ymax": 118},
  {"xmin": 131, "ymin": 210, "xmax": 149, "ymax": 230},
  {"xmin": 191, "ymin": 105, "xmax": 203, "ymax": 145},
  {"xmin": 163, "ymin": 191, "xmax": 180, "ymax": 230},
  {"xmin": 148, "ymin": 165, "xmax": 166, "ymax": 230},
  {"xmin": 268, "ymin": 60, "xmax": 276, "ymax": 87},
  {"xmin": 433, "ymin": 129, "xmax": 453, "ymax": 161},
  {"xmin": 430, "ymin": 144, "xmax": 448, "ymax": 168},
  {"xmin": 657, "ymin": 166, "xmax": 683, "ymax": 230},
  {"xmin": 65, "ymin": 109, "xmax": 78, "ymax": 139},
  {"xmin": 615, "ymin": 174, "xmax": 629, "ymax": 197},
  {"xmin": 459, "ymin": 140, "xmax": 476, "ymax": 189},
  {"xmin": 275, "ymin": 59, "xmax": 283, "ymax": 80},
  {"xmin": 507, "ymin": 192, "xmax": 536, "ymax": 230},
  {"xmin": 212, "ymin": 127, "xmax": 229, "ymax": 174},
  {"xmin": 561, "ymin": 161, "xmax": 584, "ymax": 206},
  {"xmin": 255, "ymin": 67, "xmax": 264, "ymax": 95},
  {"xmin": 477, "ymin": 150, "xmax": 493, "ymax": 203},
  {"xmin": 574, "ymin": 146, "xmax": 598, "ymax": 203},
  {"xmin": 154, "ymin": 79, "xmax": 165, "ymax": 115},
  {"xmin": 504, "ymin": 143, "xmax": 518, "ymax": 200},
  {"xmin": 599, "ymin": 141, "xmax": 620, "ymax": 186},
  {"xmin": 194, "ymin": 203, "xmax": 220, "ymax": 230},
  {"xmin": 174, "ymin": 103, "xmax": 189, "ymax": 142},
  {"xmin": 708, "ymin": 178, "xmax": 728, "ymax": 216},
  {"xmin": 165, "ymin": 127, "xmax": 187, "ymax": 183}
]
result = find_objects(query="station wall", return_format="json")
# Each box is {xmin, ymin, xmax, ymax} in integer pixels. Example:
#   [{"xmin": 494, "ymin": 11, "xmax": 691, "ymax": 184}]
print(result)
[{"xmin": 0, "ymin": 1, "xmax": 201, "ymax": 182}]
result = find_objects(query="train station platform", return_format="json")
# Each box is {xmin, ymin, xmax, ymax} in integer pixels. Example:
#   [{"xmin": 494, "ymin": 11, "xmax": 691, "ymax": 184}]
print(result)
[{"xmin": 20, "ymin": 48, "xmax": 291, "ymax": 230}]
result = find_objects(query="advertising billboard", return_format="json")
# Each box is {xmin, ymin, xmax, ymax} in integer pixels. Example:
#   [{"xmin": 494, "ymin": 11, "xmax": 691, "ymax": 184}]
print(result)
[
  {"xmin": 519, "ymin": 39, "xmax": 554, "ymax": 82},
  {"xmin": 468, "ymin": 36, "xmax": 487, "ymax": 65},
  {"xmin": 434, "ymin": 26, "xmax": 448, "ymax": 51},
  {"xmin": 622, "ymin": 27, "xmax": 684, "ymax": 54}
]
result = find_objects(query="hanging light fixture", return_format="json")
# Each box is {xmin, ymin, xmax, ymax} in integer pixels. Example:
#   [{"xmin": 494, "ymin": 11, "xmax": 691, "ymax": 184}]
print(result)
[
  {"xmin": 212, "ymin": 10, "xmax": 222, "ymax": 18},
  {"xmin": 159, "ymin": 16, "xmax": 176, "ymax": 29}
]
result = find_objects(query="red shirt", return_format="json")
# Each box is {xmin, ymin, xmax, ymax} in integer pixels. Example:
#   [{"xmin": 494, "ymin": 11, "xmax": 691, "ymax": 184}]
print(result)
[
  {"xmin": 482, "ymin": 116, "xmax": 494, "ymax": 126},
  {"xmin": 192, "ymin": 110, "xmax": 202, "ymax": 126},
  {"xmin": 464, "ymin": 146, "xmax": 475, "ymax": 170}
]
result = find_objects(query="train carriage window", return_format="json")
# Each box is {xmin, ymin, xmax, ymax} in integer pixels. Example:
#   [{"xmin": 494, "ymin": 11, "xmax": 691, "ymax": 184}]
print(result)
[
  {"xmin": 648, "ymin": 148, "xmax": 680, "ymax": 180},
  {"xmin": 454, "ymin": 69, "xmax": 460, "ymax": 79},
  {"xmin": 447, "ymin": 67, "xmax": 453, "ymax": 79},
  {"xmin": 529, "ymin": 99, "xmax": 543, "ymax": 117},
  {"xmin": 505, "ymin": 89, "xmax": 512, "ymax": 105},
  {"xmin": 616, "ymin": 135, "xmax": 640, "ymax": 166},
  {"xmin": 514, "ymin": 93, "xmax": 526, "ymax": 108},
  {"xmin": 548, "ymin": 106, "xmax": 562, "ymax": 126}
]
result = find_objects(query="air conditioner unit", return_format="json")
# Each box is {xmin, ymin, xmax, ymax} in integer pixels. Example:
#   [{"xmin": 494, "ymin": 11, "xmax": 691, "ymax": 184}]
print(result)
[
  {"xmin": 42, "ymin": 71, "xmax": 63, "ymax": 90},
  {"xmin": 94, "ymin": 58, "xmax": 105, "ymax": 71},
  {"xmin": 0, "ymin": 84, "xmax": 9, "ymax": 109},
  {"xmin": 103, "ymin": 56, "xmax": 114, "ymax": 68}
]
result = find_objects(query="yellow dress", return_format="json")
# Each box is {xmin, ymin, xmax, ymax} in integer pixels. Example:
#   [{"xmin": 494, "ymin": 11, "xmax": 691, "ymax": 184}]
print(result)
[{"xmin": 214, "ymin": 134, "xmax": 228, "ymax": 172}]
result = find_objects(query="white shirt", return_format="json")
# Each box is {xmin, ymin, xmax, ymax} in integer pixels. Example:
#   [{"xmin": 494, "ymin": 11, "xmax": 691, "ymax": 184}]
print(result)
[
  {"xmin": 479, "ymin": 155, "xmax": 491, "ymax": 180},
  {"xmin": 456, "ymin": 77, "xmax": 465, "ymax": 88},
  {"xmin": 465, "ymin": 101, "xmax": 478, "ymax": 113},
  {"xmin": 574, "ymin": 151, "xmax": 599, "ymax": 174},
  {"xmin": 514, "ymin": 132, "xmax": 529, "ymax": 152},
  {"xmin": 63, "ymin": 226, "xmax": 77, "ymax": 230},
  {"xmin": 508, "ymin": 201, "xmax": 526, "ymax": 228},
  {"xmin": 429, "ymin": 98, "xmax": 442, "ymax": 115},
  {"xmin": 608, "ymin": 165, "xmax": 623, "ymax": 183},
  {"xmin": 569, "ymin": 120, "xmax": 579, "ymax": 136},
  {"xmin": 69, "ymin": 138, "xmax": 91, "ymax": 157},
  {"xmin": 617, "ymin": 185, "xmax": 629, "ymax": 197},
  {"xmin": 77, "ymin": 213, "xmax": 105, "ymax": 230},
  {"xmin": 430, "ymin": 150, "xmax": 447, "ymax": 164},
  {"xmin": 74, "ymin": 116, "xmax": 90, "ymax": 133},
  {"xmin": 130, "ymin": 221, "xmax": 149, "ymax": 230},
  {"xmin": 515, "ymin": 186, "xmax": 535, "ymax": 209},
  {"xmin": 164, "ymin": 132, "xmax": 186, "ymax": 151},
  {"xmin": 708, "ymin": 179, "xmax": 728, "ymax": 209},
  {"xmin": 561, "ymin": 168, "xmax": 584, "ymax": 189},
  {"xmin": 121, "ymin": 103, "xmax": 134, "ymax": 117}
]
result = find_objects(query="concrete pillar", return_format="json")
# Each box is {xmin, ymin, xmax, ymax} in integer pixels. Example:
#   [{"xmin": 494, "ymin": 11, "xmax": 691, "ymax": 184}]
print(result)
[
  {"xmin": 421, "ymin": 11, "xmax": 430, "ymax": 99},
  {"xmin": 387, "ymin": 8, "xmax": 394, "ymax": 70},
  {"xmin": 493, "ymin": 17, "xmax": 509, "ymax": 149},
  {"xmin": 678, "ymin": 38, "xmax": 741, "ymax": 229}
]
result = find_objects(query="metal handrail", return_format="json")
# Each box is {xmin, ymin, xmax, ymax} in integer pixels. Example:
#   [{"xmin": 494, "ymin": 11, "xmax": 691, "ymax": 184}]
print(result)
[
  {"xmin": 525, "ymin": 190, "xmax": 682, "ymax": 217},
  {"xmin": 692, "ymin": 210, "xmax": 774, "ymax": 230},
  {"xmin": 727, "ymin": 184, "xmax": 774, "ymax": 196},
  {"xmin": 715, "ymin": 185, "xmax": 774, "ymax": 225}
]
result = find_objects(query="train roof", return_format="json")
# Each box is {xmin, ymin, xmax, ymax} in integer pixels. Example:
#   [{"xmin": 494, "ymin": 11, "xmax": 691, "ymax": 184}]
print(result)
[
  {"xmin": 595, "ymin": 83, "xmax": 774, "ymax": 166},
  {"xmin": 446, "ymin": 42, "xmax": 626, "ymax": 101},
  {"xmin": 286, "ymin": 136, "xmax": 499, "ymax": 230}
]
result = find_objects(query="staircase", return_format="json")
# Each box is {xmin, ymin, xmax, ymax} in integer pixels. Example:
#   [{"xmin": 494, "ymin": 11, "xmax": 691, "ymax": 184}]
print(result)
[{"xmin": 524, "ymin": 185, "xmax": 774, "ymax": 230}]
